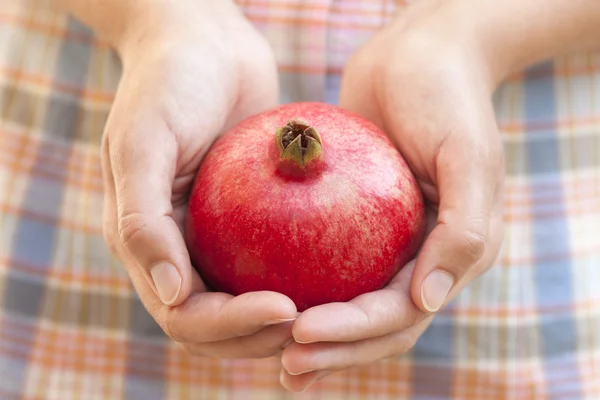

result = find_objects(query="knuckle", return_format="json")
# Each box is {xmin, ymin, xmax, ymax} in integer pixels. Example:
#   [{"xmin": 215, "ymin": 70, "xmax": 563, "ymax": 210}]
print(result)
[
  {"xmin": 117, "ymin": 212, "xmax": 148, "ymax": 248},
  {"xmin": 440, "ymin": 208, "xmax": 489, "ymax": 265},
  {"xmin": 162, "ymin": 315, "xmax": 187, "ymax": 344},
  {"xmin": 457, "ymin": 228, "xmax": 487, "ymax": 262}
]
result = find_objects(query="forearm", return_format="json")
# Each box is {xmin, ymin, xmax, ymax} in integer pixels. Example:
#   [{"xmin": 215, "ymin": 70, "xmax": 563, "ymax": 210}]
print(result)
[
  {"xmin": 453, "ymin": 0, "xmax": 600, "ymax": 81},
  {"xmin": 52, "ymin": 0, "xmax": 156, "ymax": 50},
  {"xmin": 51, "ymin": 0, "xmax": 238, "ymax": 55}
]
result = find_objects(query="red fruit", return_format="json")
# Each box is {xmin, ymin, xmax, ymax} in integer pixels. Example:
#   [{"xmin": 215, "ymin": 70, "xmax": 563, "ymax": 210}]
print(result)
[{"xmin": 185, "ymin": 102, "xmax": 425, "ymax": 311}]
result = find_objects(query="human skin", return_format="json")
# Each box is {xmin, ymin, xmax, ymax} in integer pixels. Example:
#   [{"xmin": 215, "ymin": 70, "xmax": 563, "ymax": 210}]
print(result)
[
  {"xmin": 279, "ymin": 0, "xmax": 600, "ymax": 392},
  {"xmin": 54, "ymin": 0, "xmax": 300, "ymax": 359},
  {"xmin": 53, "ymin": 0, "xmax": 600, "ymax": 392}
]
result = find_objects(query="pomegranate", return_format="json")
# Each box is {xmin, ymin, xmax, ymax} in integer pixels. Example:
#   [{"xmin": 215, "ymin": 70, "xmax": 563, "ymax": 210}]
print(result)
[{"xmin": 185, "ymin": 102, "xmax": 425, "ymax": 311}]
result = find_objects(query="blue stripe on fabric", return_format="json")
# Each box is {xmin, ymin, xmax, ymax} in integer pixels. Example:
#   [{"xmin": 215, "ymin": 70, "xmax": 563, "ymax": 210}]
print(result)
[
  {"xmin": 410, "ymin": 317, "xmax": 454, "ymax": 400},
  {"xmin": 524, "ymin": 61, "xmax": 582, "ymax": 398},
  {"xmin": 124, "ymin": 297, "xmax": 167, "ymax": 399},
  {"xmin": 123, "ymin": 350, "xmax": 167, "ymax": 400},
  {"xmin": 0, "ymin": 317, "xmax": 37, "ymax": 397},
  {"xmin": 11, "ymin": 216, "xmax": 58, "ymax": 268},
  {"xmin": 325, "ymin": 73, "xmax": 341, "ymax": 105},
  {"xmin": 3, "ymin": 17, "xmax": 92, "ymax": 395}
]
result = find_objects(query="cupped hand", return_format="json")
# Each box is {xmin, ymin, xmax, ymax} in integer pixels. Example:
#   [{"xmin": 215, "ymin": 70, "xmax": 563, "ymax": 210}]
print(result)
[
  {"xmin": 280, "ymin": 1, "xmax": 505, "ymax": 391},
  {"xmin": 101, "ymin": 1, "xmax": 297, "ymax": 358}
]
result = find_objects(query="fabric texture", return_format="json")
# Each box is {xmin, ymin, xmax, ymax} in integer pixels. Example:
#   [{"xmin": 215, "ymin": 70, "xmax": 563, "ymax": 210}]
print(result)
[{"xmin": 1, "ymin": 0, "xmax": 600, "ymax": 399}]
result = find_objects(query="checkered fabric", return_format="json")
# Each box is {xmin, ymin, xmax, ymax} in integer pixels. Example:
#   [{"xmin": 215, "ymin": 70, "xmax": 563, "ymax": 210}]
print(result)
[{"xmin": 1, "ymin": 0, "xmax": 600, "ymax": 399}]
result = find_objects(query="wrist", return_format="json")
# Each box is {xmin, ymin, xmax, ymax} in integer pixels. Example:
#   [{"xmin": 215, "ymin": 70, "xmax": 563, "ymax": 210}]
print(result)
[
  {"xmin": 55, "ymin": 0, "xmax": 244, "ymax": 59},
  {"xmin": 429, "ymin": 0, "xmax": 600, "ymax": 83},
  {"xmin": 116, "ymin": 0, "xmax": 243, "ymax": 58},
  {"xmin": 54, "ymin": 0, "xmax": 164, "ymax": 50},
  {"xmin": 387, "ymin": 0, "xmax": 501, "ymax": 93}
]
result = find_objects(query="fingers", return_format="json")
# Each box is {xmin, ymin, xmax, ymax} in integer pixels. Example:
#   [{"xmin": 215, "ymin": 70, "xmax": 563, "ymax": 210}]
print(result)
[
  {"xmin": 104, "ymin": 219, "xmax": 298, "ymax": 344},
  {"xmin": 103, "ymin": 156, "xmax": 298, "ymax": 353},
  {"xmin": 102, "ymin": 175, "xmax": 298, "ymax": 353},
  {"xmin": 291, "ymin": 261, "xmax": 422, "ymax": 343},
  {"xmin": 160, "ymin": 291, "xmax": 297, "ymax": 343},
  {"xmin": 410, "ymin": 133, "xmax": 503, "ymax": 313},
  {"xmin": 102, "ymin": 118, "xmax": 298, "ymax": 354},
  {"xmin": 285, "ymin": 318, "xmax": 431, "ymax": 374},
  {"xmin": 107, "ymin": 114, "xmax": 197, "ymax": 306},
  {"xmin": 185, "ymin": 320, "xmax": 294, "ymax": 359},
  {"xmin": 280, "ymin": 316, "xmax": 433, "ymax": 392}
]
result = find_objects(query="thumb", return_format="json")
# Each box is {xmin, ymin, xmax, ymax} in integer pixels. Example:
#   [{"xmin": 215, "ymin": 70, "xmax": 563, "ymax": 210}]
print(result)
[
  {"xmin": 410, "ymin": 135, "xmax": 498, "ymax": 313},
  {"xmin": 110, "ymin": 116, "xmax": 198, "ymax": 306}
]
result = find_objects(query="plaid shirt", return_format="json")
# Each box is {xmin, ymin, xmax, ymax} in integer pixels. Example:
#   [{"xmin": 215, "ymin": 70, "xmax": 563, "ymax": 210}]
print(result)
[{"xmin": 1, "ymin": 0, "xmax": 599, "ymax": 399}]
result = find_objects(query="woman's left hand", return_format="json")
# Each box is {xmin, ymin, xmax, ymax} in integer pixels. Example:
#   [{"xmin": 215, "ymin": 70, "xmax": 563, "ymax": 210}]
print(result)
[{"xmin": 279, "ymin": 1, "xmax": 506, "ymax": 391}]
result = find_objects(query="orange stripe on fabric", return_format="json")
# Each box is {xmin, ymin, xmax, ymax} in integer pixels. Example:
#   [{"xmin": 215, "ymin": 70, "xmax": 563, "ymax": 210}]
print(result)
[
  {"xmin": 0, "ymin": 65, "xmax": 115, "ymax": 103},
  {"xmin": 0, "ymin": 128, "xmax": 102, "ymax": 169},
  {"xmin": 0, "ymin": 257, "xmax": 131, "ymax": 289},
  {"xmin": 453, "ymin": 367, "xmax": 600, "ymax": 399},
  {"xmin": 498, "ymin": 243, "xmax": 600, "ymax": 267},
  {"xmin": 0, "ymin": 129, "xmax": 104, "ymax": 194},
  {"xmin": 447, "ymin": 297, "xmax": 600, "ymax": 318},
  {"xmin": 0, "ymin": 203, "xmax": 102, "ymax": 235},
  {"xmin": 499, "ymin": 115, "xmax": 600, "ymax": 133},
  {"xmin": 0, "ymin": 12, "xmax": 110, "ymax": 47},
  {"xmin": 0, "ymin": 157, "xmax": 104, "ymax": 193},
  {"xmin": 504, "ymin": 204, "xmax": 600, "ymax": 221},
  {"xmin": 505, "ymin": 188, "xmax": 600, "ymax": 207},
  {"xmin": 6, "ymin": 328, "xmax": 277, "ymax": 387}
]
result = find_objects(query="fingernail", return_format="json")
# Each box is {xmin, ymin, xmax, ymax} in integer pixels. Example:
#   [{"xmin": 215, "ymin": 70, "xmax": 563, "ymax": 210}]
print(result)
[
  {"xmin": 300, "ymin": 371, "xmax": 328, "ymax": 392},
  {"xmin": 288, "ymin": 368, "xmax": 315, "ymax": 376},
  {"xmin": 149, "ymin": 262, "xmax": 182, "ymax": 305},
  {"xmin": 421, "ymin": 269, "xmax": 454, "ymax": 312},
  {"xmin": 265, "ymin": 317, "xmax": 297, "ymax": 325},
  {"xmin": 293, "ymin": 339, "xmax": 314, "ymax": 344}
]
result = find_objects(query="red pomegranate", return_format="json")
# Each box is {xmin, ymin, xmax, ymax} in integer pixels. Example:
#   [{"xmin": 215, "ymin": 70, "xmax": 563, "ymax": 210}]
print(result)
[{"xmin": 185, "ymin": 102, "xmax": 425, "ymax": 311}]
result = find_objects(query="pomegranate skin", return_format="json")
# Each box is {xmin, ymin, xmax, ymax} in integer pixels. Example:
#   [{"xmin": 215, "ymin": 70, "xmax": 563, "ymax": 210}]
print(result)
[{"xmin": 185, "ymin": 102, "xmax": 425, "ymax": 311}]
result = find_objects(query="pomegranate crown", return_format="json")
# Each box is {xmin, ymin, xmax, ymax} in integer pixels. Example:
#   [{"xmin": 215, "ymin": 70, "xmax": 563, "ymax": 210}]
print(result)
[{"xmin": 275, "ymin": 118, "xmax": 323, "ymax": 168}]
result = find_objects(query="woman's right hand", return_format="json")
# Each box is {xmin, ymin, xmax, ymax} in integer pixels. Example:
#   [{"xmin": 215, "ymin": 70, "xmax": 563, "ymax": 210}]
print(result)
[{"xmin": 100, "ymin": 0, "xmax": 298, "ymax": 359}]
